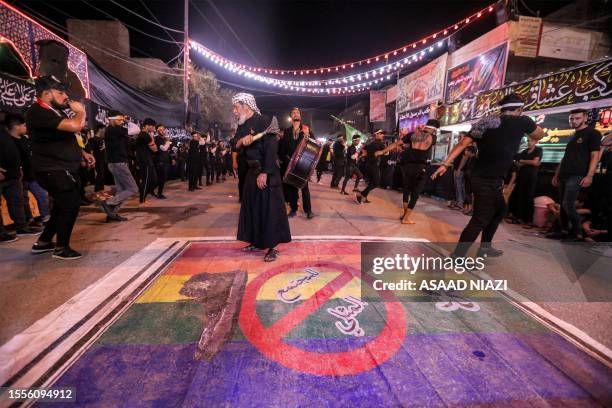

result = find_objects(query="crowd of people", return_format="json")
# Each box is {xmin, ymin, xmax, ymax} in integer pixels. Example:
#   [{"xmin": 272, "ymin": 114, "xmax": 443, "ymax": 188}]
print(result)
[
  {"xmin": 1, "ymin": 77, "xmax": 611, "ymax": 263},
  {"xmin": 0, "ymin": 75, "xmax": 236, "ymax": 259}
]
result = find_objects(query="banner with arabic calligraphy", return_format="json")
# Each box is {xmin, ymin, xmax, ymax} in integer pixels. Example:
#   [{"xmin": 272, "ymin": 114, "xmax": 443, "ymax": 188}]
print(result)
[
  {"xmin": 0, "ymin": 73, "xmax": 35, "ymax": 113},
  {"xmin": 398, "ymin": 105, "xmax": 431, "ymax": 132},
  {"xmin": 445, "ymin": 43, "xmax": 508, "ymax": 104},
  {"xmin": 472, "ymin": 58, "xmax": 612, "ymax": 120}
]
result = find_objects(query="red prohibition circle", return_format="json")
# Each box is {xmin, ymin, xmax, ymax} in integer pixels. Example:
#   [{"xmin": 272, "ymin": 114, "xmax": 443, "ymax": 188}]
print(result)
[{"xmin": 239, "ymin": 260, "xmax": 408, "ymax": 376}]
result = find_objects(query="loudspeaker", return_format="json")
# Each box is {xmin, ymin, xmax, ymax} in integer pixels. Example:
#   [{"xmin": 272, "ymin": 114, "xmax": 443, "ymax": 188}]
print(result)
[{"xmin": 35, "ymin": 39, "xmax": 85, "ymax": 97}]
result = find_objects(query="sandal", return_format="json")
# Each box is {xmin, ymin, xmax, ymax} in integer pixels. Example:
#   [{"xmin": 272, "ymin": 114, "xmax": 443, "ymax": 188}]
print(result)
[
  {"xmin": 241, "ymin": 244, "xmax": 257, "ymax": 252},
  {"xmin": 264, "ymin": 248, "xmax": 279, "ymax": 262}
]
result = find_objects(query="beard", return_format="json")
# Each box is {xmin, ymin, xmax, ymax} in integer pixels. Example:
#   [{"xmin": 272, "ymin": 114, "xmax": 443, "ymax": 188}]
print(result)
[
  {"xmin": 51, "ymin": 98, "xmax": 68, "ymax": 110},
  {"xmin": 237, "ymin": 112, "xmax": 249, "ymax": 125}
]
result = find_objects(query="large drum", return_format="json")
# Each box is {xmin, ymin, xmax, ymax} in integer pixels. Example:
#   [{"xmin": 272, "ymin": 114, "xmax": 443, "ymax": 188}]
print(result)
[{"xmin": 283, "ymin": 137, "xmax": 322, "ymax": 189}]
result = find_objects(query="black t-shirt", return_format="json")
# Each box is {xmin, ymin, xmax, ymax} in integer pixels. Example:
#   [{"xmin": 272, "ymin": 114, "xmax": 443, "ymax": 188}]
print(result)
[
  {"xmin": 135, "ymin": 132, "xmax": 155, "ymax": 166},
  {"xmin": 400, "ymin": 132, "xmax": 437, "ymax": 165},
  {"xmin": 12, "ymin": 136, "xmax": 33, "ymax": 181},
  {"xmin": 26, "ymin": 102, "xmax": 82, "ymax": 173},
  {"xmin": 346, "ymin": 145, "xmax": 359, "ymax": 165},
  {"xmin": 0, "ymin": 129, "xmax": 21, "ymax": 180},
  {"xmin": 517, "ymin": 146, "xmax": 542, "ymax": 177},
  {"xmin": 559, "ymin": 127, "xmax": 602, "ymax": 177},
  {"xmin": 155, "ymin": 134, "xmax": 171, "ymax": 165},
  {"xmin": 365, "ymin": 139, "xmax": 386, "ymax": 166},
  {"xmin": 86, "ymin": 137, "xmax": 106, "ymax": 164},
  {"xmin": 105, "ymin": 125, "xmax": 130, "ymax": 163},
  {"xmin": 470, "ymin": 115, "xmax": 536, "ymax": 180},
  {"xmin": 333, "ymin": 141, "xmax": 346, "ymax": 162}
]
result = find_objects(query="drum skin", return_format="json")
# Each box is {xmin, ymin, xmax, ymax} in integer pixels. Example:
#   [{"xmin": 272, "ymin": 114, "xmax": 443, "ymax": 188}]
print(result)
[{"xmin": 283, "ymin": 137, "xmax": 322, "ymax": 189}]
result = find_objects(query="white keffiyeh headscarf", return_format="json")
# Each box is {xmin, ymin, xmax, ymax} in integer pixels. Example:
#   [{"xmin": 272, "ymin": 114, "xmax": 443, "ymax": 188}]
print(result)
[{"xmin": 232, "ymin": 92, "xmax": 261, "ymax": 115}]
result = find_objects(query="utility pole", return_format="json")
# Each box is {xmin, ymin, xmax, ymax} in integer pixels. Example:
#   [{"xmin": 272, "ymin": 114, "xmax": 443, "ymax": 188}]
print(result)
[{"xmin": 183, "ymin": 0, "xmax": 189, "ymax": 127}]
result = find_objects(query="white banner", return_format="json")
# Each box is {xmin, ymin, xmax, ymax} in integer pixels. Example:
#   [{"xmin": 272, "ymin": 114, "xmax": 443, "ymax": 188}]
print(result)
[
  {"xmin": 539, "ymin": 23, "xmax": 593, "ymax": 61},
  {"xmin": 369, "ymin": 91, "xmax": 387, "ymax": 122},
  {"xmin": 396, "ymin": 53, "xmax": 448, "ymax": 114},
  {"xmin": 515, "ymin": 16, "xmax": 542, "ymax": 58}
]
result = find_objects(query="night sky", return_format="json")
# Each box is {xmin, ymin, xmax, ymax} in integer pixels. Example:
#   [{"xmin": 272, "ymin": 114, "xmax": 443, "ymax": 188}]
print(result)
[{"xmin": 8, "ymin": 0, "xmax": 574, "ymax": 125}]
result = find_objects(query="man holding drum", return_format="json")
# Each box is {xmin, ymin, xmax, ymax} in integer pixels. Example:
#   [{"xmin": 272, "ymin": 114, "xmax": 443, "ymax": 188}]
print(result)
[{"xmin": 279, "ymin": 107, "xmax": 315, "ymax": 219}]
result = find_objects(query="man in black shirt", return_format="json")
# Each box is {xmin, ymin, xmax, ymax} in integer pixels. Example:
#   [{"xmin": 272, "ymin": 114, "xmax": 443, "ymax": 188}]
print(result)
[
  {"xmin": 86, "ymin": 125, "xmax": 107, "ymax": 194},
  {"xmin": 279, "ymin": 107, "xmax": 315, "ymax": 219},
  {"xmin": 135, "ymin": 118, "xmax": 158, "ymax": 203},
  {"xmin": 187, "ymin": 132, "xmax": 202, "ymax": 191},
  {"xmin": 6, "ymin": 113, "xmax": 48, "ymax": 229},
  {"xmin": 433, "ymin": 93, "xmax": 544, "ymax": 257},
  {"xmin": 378, "ymin": 120, "xmax": 439, "ymax": 223},
  {"xmin": 551, "ymin": 108, "xmax": 602, "ymax": 241},
  {"xmin": 26, "ymin": 75, "xmax": 96, "ymax": 259},
  {"xmin": 101, "ymin": 111, "xmax": 140, "ymax": 221},
  {"xmin": 340, "ymin": 134, "xmax": 364, "ymax": 195},
  {"xmin": 1, "ymin": 119, "xmax": 42, "ymax": 241},
  {"xmin": 330, "ymin": 135, "xmax": 346, "ymax": 188},
  {"xmin": 154, "ymin": 124, "xmax": 171, "ymax": 199},
  {"xmin": 355, "ymin": 130, "xmax": 386, "ymax": 204}
]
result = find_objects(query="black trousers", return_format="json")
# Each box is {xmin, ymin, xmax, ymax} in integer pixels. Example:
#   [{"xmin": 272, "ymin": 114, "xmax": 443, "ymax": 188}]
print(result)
[
  {"xmin": 0, "ymin": 178, "xmax": 26, "ymax": 230},
  {"xmin": 206, "ymin": 162, "xmax": 215, "ymax": 184},
  {"xmin": 341, "ymin": 163, "xmax": 363, "ymax": 192},
  {"xmin": 155, "ymin": 162, "xmax": 167, "ymax": 196},
  {"xmin": 35, "ymin": 170, "xmax": 81, "ymax": 248},
  {"xmin": 331, "ymin": 160, "xmax": 345, "ymax": 187},
  {"xmin": 361, "ymin": 164, "xmax": 380, "ymax": 198},
  {"xmin": 94, "ymin": 162, "xmax": 106, "ymax": 192},
  {"xmin": 401, "ymin": 162, "xmax": 427, "ymax": 209},
  {"xmin": 138, "ymin": 164, "xmax": 157, "ymax": 202},
  {"xmin": 187, "ymin": 162, "xmax": 200, "ymax": 190},
  {"xmin": 285, "ymin": 182, "xmax": 312, "ymax": 213},
  {"xmin": 513, "ymin": 170, "xmax": 538, "ymax": 223},
  {"xmin": 455, "ymin": 176, "xmax": 506, "ymax": 256},
  {"xmin": 177, "ymin": 158, "xmax": 187, "ymax": 181}
]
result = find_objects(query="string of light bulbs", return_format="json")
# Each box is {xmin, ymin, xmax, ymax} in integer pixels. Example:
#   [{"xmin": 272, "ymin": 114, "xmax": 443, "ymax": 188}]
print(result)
[
  {"xmin": 188, "ymin": 1, "xmax": 499, "ymax": 95},
  {"xmin": 191, "ymin": 1, "xmax": 498, "ymax": 77}
]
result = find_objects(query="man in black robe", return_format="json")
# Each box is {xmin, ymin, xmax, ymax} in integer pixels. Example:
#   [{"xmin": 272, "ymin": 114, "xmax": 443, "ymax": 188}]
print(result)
[
  {"xmin": 233, "ymin": 93, "xmax": 291, "ymax": 262},
  {"xmin": 279, "ymin": 107, "xmax": 315, "ymax": 219}
]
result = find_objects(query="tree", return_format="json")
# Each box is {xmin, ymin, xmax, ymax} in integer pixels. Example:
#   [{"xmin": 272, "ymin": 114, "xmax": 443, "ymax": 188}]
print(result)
[{"xmin": 142, "ymin": 63, "xmax": 234, "ymax": 130}]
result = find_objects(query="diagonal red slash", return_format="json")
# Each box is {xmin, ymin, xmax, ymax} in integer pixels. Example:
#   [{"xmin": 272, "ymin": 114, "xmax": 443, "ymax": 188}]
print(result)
[{"xmin": 265, "ymin": 269, "xmax": 354, "ymax": 339}]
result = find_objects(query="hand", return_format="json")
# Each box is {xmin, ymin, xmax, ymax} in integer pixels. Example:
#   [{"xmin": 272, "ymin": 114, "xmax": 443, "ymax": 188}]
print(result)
[
  {"xmin": 374, "ymin": 151, "xmax": 383, "ymax": 157},
  {"xmin": 82, "ymin": 151, "xmax": 95, "ymax": 167},
  {"xmin": 257, "ymin": 172, "xmax": 268, "ymax": 189},
  {"xmin": 68, "ymin": 100, "xmax": 85, "ymax": 113},
  {"xmin": 171, "ymin": 160, "xmax": 176, "ymax": 166},
  {"xmin": 551, "ymin": 174, "xmax": 558, "ymax": 187},
  {"xmin": 431, "ymin": 165, "xmax": 448, "ymax": 180},
  {"xmin": 242, "ymin": 135, "xmax": 254, "ymax": 146},
  {"xmin": 580, "ymin": 175, "xmax": 593, "ymax": 187},
  {"xmin": 303, "ymin": 125, "xmax": 310, "ymax": 137}
]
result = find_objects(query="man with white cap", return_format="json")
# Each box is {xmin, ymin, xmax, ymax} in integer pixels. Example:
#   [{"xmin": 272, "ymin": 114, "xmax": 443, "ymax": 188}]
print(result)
[
  {"xmin": 232, "ymin": 93, "xmax": 291, "ymax": 262},
  {"xmin": 433, "ymin": 93, "xmax": 545, "ymax": 257},
  {"xmin": 100, "ymin": 110, "xmax": 140, "ymax": 221}
]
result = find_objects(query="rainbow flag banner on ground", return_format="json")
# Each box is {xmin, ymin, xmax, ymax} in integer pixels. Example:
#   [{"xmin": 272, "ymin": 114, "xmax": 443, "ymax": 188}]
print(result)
[{"xmin": 49, "ymin": 240, "xmax": 611, "ymax": 407}]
